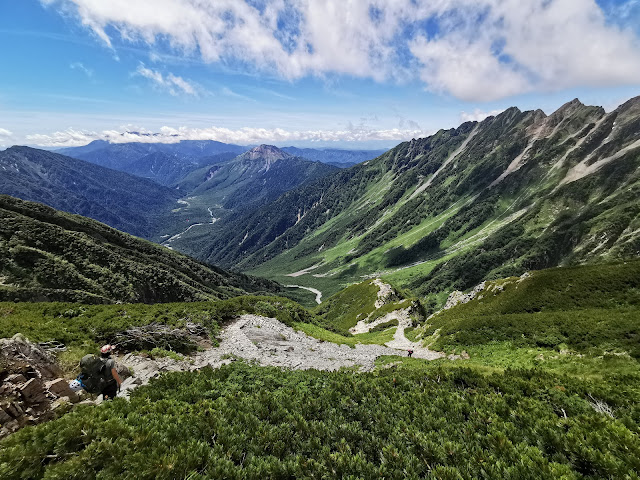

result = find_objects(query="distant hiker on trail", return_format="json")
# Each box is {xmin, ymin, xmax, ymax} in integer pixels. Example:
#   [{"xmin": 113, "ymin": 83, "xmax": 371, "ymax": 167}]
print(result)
[
  {"xmin": 408, "ymin": 349, "xmax": 413, "ymax": 357},
  {"xmin": 77, "ymin": 345, "xmax": 122, "ymax": 400}
]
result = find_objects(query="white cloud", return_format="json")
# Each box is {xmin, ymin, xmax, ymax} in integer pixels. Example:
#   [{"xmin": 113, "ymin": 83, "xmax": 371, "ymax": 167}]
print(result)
[
  {"xmin": 41, "ymin": 1, "xmax": 640, "ymax": 101},
  {"xmin": 221, "ymin": 87, "xmax": 253, "ymax": 102},
  {"xmin": 134, "ymin": 64, "xmax": 198, "ymax": 96},
  {"xmin": 460, "ymin": 109, "xmax": 505, "ymax": 123},
  {"xmin": 0, "ymin": 128, "xmax": 13, "ymax": 137},
  {"xmin": 69, "ymin": 61, "xmax": 93, "ymax": 78},
  {"xmin": 26, "ymin": 124, "xmax": 432, "ymax": 148}
]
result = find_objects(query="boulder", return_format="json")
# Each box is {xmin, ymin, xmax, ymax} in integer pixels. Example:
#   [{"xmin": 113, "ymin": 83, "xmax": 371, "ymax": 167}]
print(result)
[
  {"xmin": 19, "ymin": 378, "xmax": 47, "ymax": 405},
  {"xmin": 45, "ymin": 379, "xmax": 79, "ymax": 403},
  {"xmin": 3, "ymin": 402, "xmax": 23, "ymax": 418},
  {"xmin": 5, "ymin": 373, "xmax": 27, "ymax": 384},
  {"xmin": 0, "ymin": 407, "xmax": 12, "ymax": 423}
]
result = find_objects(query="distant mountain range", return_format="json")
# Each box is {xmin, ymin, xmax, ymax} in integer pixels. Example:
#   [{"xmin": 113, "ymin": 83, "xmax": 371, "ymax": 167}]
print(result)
[
  {"xmin": 3, "ymin": 95, "xmax": 639, "ymax": 306},
  {"xmin": 280, "ymin": 147, "xmax": 387, "ymax": 167},
  {"xmin": 195, "ymin": 96, "xmax": 640, "ymax": 303},
  {"xmin": 0, "ymin": 146, "xmax": 178, "ymax": 238},
  {"xmin": 176, "ymin": 145, "xmax": 338, "ymax": 208},
  {"xmin": 57, "ymin": 140, "xmax": 247, "ymax": 186},
  {"xmin": 0, "ymin": 195, "xmax": 282, "ymax": 303},
  {"xmin": 57, "ymin": 141, "xmax": 385, "ymax": 186}
]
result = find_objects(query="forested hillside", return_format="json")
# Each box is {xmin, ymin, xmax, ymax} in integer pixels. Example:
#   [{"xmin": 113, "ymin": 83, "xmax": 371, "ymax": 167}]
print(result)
[
  {"xmin": 0, "ymin": 146, "xmax": 178, "ymax": 238},
  {"xmin": 0, "ymin": 195, "xmax": 282, "ymax": 303}
]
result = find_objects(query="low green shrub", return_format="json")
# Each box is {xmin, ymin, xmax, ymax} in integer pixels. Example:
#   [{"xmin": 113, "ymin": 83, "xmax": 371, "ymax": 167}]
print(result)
[{"xmin": 1, "ymin": 363, "xmax": 638, "ymax": 479}]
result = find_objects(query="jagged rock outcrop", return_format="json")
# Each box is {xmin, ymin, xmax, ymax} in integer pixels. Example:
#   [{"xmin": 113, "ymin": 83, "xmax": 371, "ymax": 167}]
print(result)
[
  {"xmin": 0, "ymin": 335, "xmax": 84, "ymax": 438},
  {"xmin": 443, "ymin": 282, "xmax": 486, "ymax": 311}
]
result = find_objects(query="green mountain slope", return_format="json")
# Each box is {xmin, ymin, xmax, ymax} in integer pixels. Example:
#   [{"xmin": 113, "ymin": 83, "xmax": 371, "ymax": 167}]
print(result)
[
  {"xmin": 0, "ymin": 195, "xmax": 282, "ymax": 303},
  {"xmin": 2, "ymin": 261, "xmax": 639, "ymax": 478},
  {"xmin": 0, "ymin": 146, "xmax": 179, "ymax": 238},
  {"xmin": 198, "ymin": 96, "xmax": 640, "ymax": 302},
  {"xmin": 423, "ymin": 260, "xmax": 640, "ymax": 357}
]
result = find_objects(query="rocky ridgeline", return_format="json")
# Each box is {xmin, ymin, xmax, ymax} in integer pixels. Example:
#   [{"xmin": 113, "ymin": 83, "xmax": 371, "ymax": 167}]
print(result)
[
  {"xmin": 0, "ymin": 335, "xmax": 87, "ymax": 439},
  {"xmin": 372, "ymin": 278, "xmax": 401, "ymax": 308}
]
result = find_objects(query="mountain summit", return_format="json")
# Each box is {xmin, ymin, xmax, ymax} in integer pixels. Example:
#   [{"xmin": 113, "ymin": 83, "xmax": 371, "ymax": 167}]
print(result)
[{"xmin": 237, "ymin": 145, "xmax": 293, "ymax": 165}]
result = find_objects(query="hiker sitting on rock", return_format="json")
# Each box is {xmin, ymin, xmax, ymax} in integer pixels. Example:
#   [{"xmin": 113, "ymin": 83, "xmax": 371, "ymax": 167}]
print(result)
[{"xmin": 77, "ymin": 345, "xmax": 122, "ymax": 400}]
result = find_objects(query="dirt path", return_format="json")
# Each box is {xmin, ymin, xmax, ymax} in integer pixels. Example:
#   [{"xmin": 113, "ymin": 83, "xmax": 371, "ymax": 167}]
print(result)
[
  {"xmin": 118, "ymin": 314, "xmax": 445, "ymax": 397},
  {"xmin": 285, "ymin": 285, "xmax": 323, "ymax": 304},
  {"xmin": 350, "ymin": 308, "xmax": 442, "ymax": 360}
]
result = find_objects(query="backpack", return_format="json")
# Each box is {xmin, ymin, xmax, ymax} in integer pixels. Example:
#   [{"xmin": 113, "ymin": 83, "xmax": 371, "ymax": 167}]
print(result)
[{"xmin": 78, "ymin": 355, "xmax": 111, "ymax": 394}]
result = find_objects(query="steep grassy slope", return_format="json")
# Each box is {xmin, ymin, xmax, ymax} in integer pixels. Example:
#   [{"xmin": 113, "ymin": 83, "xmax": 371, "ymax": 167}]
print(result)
[
  {"xmin": 0, "ymin": 146, "xmax": 178, "ymax": 238},
  {"xmin": 198, "ymin": 97, "xmax": 640, "ymax": 303},
  {"xmin": 422, "ymin": 260, "xmax": 640, "ymax": 357},
  {"xmin": 0, "ymin": 195, "xmax": 282, "ymax": 303}
]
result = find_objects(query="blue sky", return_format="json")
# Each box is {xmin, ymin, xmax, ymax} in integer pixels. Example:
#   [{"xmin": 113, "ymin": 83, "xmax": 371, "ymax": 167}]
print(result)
[{"xmin": 1, "ymin": 0, "xmax": 639, "ymax": 149}]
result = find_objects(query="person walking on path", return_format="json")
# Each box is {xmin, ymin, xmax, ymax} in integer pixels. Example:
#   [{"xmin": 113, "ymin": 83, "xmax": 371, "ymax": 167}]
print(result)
[{"xmin": 407, "ymin": 349, "xmax": 414, "ymax": 357}]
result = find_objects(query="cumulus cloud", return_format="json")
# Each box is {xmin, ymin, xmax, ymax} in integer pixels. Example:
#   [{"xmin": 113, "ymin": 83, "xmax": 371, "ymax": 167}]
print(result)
[
  {"xmin": 134, "ymin": 64, "xmax": 198, "ymax": 96},
  {"xmin": 0, "ymin": 128, "xmax": 13, "ymax": 137},
  {"xmin": 26, "ymin": 124, "xmax": 432, "ymax": 148},
  {"xmin": 460, "ymin": 109, "xmax": 505, "ymax": 123},
  {"xmin": 41, "ymin": 0, "xmax": 640, "ymax": 101}
]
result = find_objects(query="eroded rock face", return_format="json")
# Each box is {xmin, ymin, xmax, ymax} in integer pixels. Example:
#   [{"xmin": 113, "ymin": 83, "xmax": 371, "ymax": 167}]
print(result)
[
  {"xmin": 443, "ymin": 282, "xmax": 486, "ymax": 311},
  {"xmin": 0, "ymin": 335, "xmax": 84, "ymax": 438}
]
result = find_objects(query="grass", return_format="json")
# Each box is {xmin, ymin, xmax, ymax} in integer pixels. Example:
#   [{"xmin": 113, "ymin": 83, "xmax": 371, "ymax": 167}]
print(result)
[
  {"xmin": 293, "ymin": 321, "xmax": 396, "ymax": 347},
  {"xmin": 148, "ymin": 348, "xmax": 185, "ymax": 362},
  {"xmin": 313, "ymin": 280, "xmax": 381, "ymax": 335},
  {"xmin": 423, "ymin": 260, "xmax": 640, "ymax": 357}
]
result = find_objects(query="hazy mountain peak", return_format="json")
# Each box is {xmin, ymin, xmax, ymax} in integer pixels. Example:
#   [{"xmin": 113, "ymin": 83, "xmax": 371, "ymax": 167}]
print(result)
[{"xmin": 239, "ymin": 144, "xmax": 293, "ymax": 163}]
